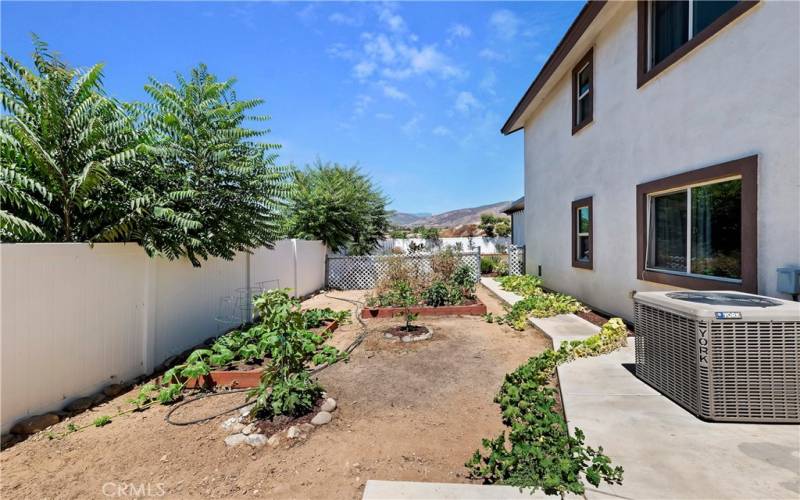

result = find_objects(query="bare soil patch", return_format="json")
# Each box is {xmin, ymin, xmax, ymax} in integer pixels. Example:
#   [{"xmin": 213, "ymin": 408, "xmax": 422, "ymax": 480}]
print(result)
[{"xmin": 0, "ymin": 286, "xmax": 549, "ymax": 500}]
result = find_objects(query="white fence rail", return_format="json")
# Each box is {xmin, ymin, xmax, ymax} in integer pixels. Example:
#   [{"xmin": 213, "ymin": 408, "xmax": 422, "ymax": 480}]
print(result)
[
  {"xmin": 326, "ymin": 251, "xmax": 481, "ymax": 290},
  {"xmin": 0, "ymin": 239, "xmax": 326, "ymax": 433}
]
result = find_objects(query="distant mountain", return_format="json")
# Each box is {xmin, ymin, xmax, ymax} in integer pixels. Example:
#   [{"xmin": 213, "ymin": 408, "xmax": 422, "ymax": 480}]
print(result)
[
  {"xmin": 391, "ymin": 201, "xmax": 511, "ymax": 228},
  {"xmin": 390, "ymin": 212, "xmax": 432, "ymax": 226}
]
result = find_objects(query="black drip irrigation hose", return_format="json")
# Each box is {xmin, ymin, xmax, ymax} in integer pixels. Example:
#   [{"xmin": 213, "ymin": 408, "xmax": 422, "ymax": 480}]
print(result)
[{"xmin": 164, "ymin": 291, "xmax": 370, "ymax": 426}]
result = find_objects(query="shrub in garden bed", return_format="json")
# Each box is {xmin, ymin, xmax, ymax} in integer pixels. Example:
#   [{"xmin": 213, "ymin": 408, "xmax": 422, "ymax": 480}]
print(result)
[
  {"xmin": 131, "ymin": 289, "xmax": 349, "ymax": 414},
  {"xmin": 366, "ymin": 248, "xmax": 477, "ymax": 309},
  {"xmin": 467, "ymin": 318, "xmax": 627, "ymax": 495}
]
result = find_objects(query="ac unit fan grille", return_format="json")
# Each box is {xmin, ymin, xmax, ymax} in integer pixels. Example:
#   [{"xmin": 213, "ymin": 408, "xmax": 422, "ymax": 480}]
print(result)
[
  {"xmin": 709, "ymin": 321, "xmax": 799, "ymax": 421},
  {"xmin": 635, "ymin": 303, "xmax": 699, "ymax": 415}
]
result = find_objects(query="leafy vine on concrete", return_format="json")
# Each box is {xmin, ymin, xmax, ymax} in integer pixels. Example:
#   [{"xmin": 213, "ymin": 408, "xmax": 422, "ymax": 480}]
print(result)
[{"xmin": 467, "ymin": 319, "xmax": 627, "ymax": 495}]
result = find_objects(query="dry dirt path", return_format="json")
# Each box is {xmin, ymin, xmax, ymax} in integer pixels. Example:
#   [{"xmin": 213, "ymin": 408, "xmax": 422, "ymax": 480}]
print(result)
[{"xmin": 1, "ymin": 285, "xmax": 549, "ymax": 499}]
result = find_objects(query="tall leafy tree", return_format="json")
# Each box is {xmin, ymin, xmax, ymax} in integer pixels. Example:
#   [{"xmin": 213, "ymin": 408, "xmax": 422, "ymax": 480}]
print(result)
[
  {"xmin": 284, "ymin": 161, "xmax": 390, "ymax": 255},
  {"xmin": 138, "ymin": 65, "xmax": 291, "ymax": 264},
  {"xmin": 0, "ymin": 37, "xmax": 138, "ymax": 241}
]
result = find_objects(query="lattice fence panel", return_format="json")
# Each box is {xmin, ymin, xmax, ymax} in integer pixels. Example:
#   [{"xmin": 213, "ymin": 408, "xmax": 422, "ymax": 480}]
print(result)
[
  {"xmin": 326, "ymin": 252, "xmax": 480, "ymax": 290},
  {"xmin": 508, "ymin": 245, "xmax": 525, "ymax": 276}
]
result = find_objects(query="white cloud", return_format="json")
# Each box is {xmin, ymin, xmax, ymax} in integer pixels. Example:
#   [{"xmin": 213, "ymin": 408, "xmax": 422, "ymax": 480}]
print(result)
[
  {"xmin": 401, "ymin": 115, "xmax": 422, "ymax": 135},
  {"xmin": 378, "ymin": 4, "xmax": 406, "ymax": 32},
  {"xmin": 480, "ymin": 70, "xmax": 497, "ymax": 95},
  {"xmin": 454, "ymin": 91, "xmax": 480, "ymax": 114},
  {"xmin": 327, "ymin": 43, "xmax": 356, "ymax": 61},
  {"xmin": 296, "ymin": 4, "xmax": 316, "ymax": 21},
  {"xmin": 447, "ymin": 23, "xmax": 472, "ymax": 43},
  {"xmin": 375, "ymin": 112, "xmax": 393, "ymax": 120},
  {"xmin": 489, "ymin": 9, "xmax": 521, "ymax": 40},
  {"xmin": 354, "ymin": 60, "xmax": 377, "ymax": 79},
  {"xmin": 432, "ymin": 126, "xmax": 452, "ymax": 137},
  {"xmin": 478, "ymin": 48, "xmax": 508, "ymax": 62},
  {"xmin": 381, "ymin": 83, "xmax": 410, "ymax": 101},
  {"xmin": 329, "ymin": 12, "xmax": 360, "ymax": 26},
  {"xmin": 354, "ymin": 94, "xmax": 373, "ymax": 116},
  {"xmin": 363, "ymin": 33, "xmax": 397, "ymax": 64}
]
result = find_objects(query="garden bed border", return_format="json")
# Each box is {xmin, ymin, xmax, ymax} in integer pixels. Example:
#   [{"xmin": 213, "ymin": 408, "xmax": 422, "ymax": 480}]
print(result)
[{"xmin": 360, "ymin": 300, "xmax": 487, "ymax": 319}]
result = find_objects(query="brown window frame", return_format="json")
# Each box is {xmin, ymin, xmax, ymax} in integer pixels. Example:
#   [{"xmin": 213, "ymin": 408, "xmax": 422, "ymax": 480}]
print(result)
[
  {"xmin": 572, "ymin": 196, "xmax": 593, "ymax": 269},
  {"xmin": 571, "ymin": 48, "xmax": 593, "ymax": 135},
  {"xmin": 636, "ymin": 1, "xmax": 759, "ymax": 88},
  {"xmin": 636, "ymin": 155, "xmax": 757, "ymax": 292}
]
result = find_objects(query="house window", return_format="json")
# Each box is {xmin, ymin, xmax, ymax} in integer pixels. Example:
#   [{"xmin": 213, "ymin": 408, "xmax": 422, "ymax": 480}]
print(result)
[
  {"xmin": 571, "ymin": 49, "xmax": 593, "ymax": 135},
  {"xmin": 637, "ymin": 1, "xmax": 758, "ymax": 88},
  {"xmin": 572, "ymin": 197, "xmax": 593, "ymax": 269},
  {"xmin": 636, "ymin": 155, "xmax": 757, "ymax": 292}
]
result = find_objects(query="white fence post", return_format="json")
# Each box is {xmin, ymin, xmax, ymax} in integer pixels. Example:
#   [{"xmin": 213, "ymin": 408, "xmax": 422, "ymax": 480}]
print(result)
[{"xmin": 142, "ymin": 255, "xmax": 157, "ymax": 374}]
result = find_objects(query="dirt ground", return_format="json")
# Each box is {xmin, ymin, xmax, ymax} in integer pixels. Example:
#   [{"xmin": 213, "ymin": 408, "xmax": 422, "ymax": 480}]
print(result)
[{"xmin": 0, "ymin": 285, "xmax": 550, "ymax": 499}]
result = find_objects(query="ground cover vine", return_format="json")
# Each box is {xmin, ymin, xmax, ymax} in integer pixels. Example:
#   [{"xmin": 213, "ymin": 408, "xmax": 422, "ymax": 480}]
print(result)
[{"xmin": 467, "ymin": 318, "xmax": 628, "ymax": 495}]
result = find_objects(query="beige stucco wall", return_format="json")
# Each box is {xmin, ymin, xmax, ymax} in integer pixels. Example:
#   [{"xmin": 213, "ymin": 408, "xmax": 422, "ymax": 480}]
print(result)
[{"xmin": 522, "ymin": 1, "xmax": 800, "ymax": 320}]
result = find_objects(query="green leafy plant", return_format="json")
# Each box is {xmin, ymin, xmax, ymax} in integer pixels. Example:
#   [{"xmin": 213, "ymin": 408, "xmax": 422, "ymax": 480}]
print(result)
[
  {"xmin": 423, "ymin": 280, "xmax": 450, "ymax": 307},
  {"xmin": 467, "ymin": 318, "xmax": 627, "ymax": 495},
  {"xmin": 491, "ymin": 275, "xmax": 585, "ymax": 330},
  {"xmin": 247, "ymin": 290, "xmax": 346, "ymax": 418},
  {"xmin": 93, "ymin": 416, "xmax": 111, "ymax": 428},
  {"xmin": 479, "ymin": 213, "xmax": 511, "ymax": 238},
  {"xmin": 1, "ymin": 37, "xmax": 141, "ymax": 242},
  {"xmin": 480, "ymin": 256, "xmax": 496, "ymax": 274}
]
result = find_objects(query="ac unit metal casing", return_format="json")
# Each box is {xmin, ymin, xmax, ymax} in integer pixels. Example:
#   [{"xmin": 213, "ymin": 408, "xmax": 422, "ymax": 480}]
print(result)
[{"xmin": 634, "ymin": 291, "xmax": 799, "ymax": 423}]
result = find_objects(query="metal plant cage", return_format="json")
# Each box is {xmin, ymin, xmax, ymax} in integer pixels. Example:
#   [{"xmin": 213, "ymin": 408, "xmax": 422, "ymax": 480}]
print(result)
[{"xmin": 634, "ymin": 291, "xmax": 799, "ymax": 423}]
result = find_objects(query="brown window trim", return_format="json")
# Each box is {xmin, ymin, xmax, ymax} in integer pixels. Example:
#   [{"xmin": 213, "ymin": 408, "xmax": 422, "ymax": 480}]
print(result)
[
  {"xmin": 635, "ymin": 155, "xmax": 758, "ymax": 292},
  {"xmin": 571, "ymin": 48, "xmax": 594, "ymax": 135},
  {"xmin": 636, "ymin": 1, "xmax": 759, "ymax": 89},
  {"xmin": 572, "ymin": 196, "xmax": 593, "ymax": 269}
]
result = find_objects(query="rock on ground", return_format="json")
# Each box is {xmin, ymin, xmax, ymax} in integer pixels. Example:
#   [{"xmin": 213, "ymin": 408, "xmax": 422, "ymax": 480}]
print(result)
[
  {"xmin": 245, "ymin": 434, "xmax": 267, "ymax": 447},
  {"xmin": 10, "ymin": 414, "xmax": 60, "ymax": 435},
  {"xmin": 65, "ymin": 397, "xmax": 94, "ymax": 412},
  {"xmin": 103, "ymin": 384, "xmax": 124, "ymax": 397},
  {"xmin": 320, "ymin": 398, "xmax": 337, "ymax": 412},
  {"xmin": 311, "ymin": 411, "xmax": 332, "ymax": 426},
  {"xmin": 286, "ymin": 426, "xmax": 302, "ymax": 439},
  {"xmin": 224, "ymin": 434, "xmax": 247, "ymax": 447}
]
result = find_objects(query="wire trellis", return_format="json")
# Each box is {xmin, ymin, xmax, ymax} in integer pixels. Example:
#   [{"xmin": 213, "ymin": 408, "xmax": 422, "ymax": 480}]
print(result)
[{"xmin": 214, "ymin": 279, "xmax": 281, "ymax": 326}]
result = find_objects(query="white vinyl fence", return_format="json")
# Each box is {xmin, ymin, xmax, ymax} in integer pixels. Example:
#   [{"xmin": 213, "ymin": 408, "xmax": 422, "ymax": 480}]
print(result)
[
  {"xmin": 380, "ymin": 236, "xmax": 510, "ymax": 255},
  {"xmin": 0, "ymin": 239, "xmax": 326, "ymax": 433}
]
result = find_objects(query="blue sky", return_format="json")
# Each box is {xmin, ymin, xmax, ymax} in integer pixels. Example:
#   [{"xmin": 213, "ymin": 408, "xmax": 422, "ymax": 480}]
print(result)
[{"xmin": 1, "ymin": 1, "xmax": 582, "ymax": 214}]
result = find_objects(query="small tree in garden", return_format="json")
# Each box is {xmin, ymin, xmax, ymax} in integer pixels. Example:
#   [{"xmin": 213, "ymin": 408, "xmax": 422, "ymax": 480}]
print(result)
[
  {"xmin": 248, "ymin": 289, "xmax": 345, "ymax": 418},
  {"xmin": 283, "ymin": 161, "xmax": 390, "ymax": 255},
  {"xmin": 392, "ymin": 280, "xmax": 419, "ymax": 332}
]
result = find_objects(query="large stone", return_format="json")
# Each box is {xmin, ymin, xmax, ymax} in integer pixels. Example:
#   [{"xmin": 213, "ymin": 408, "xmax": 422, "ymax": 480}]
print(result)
[
  {"xmin": 224, "ymin": 433, "xmax": 247, "ymax": 447},
  {"xmin": 1, "ymin": 433, "xmax": 23, "ymax": 449},
  {"xmin": 267, "ymin": 434, "xmax": 281, "ymax": 448},
  {"xmin": 103, "ymin": 384, "xmax": 124, "ymax": 397},
  {"xmin": 299, "ymin": 423, "xmax": 315, "ymax": 434},
  {"xmin": 241, "ymin": 424, "xmax": 256, "ymax": 435},
  {"xmin": 246, "ymin": 434, "xmax": 267, "ymax": 447},
  {"xmin": 286, "ymin": 426, "xmax": 302, "ymax": 439},
  {"xmin": 239, "ymin": 404, "xmax": 255, "ymax": 417},
  {"xmin": 221, "ymin": 417, "xmax": 245, "ymax": 433},
  {"xmin": 10, "ymin": 414, "xmax": 60, "ymax": 435},
  {"xmin": 92, "ymin": 393, "xmax": 107, "ymax": 406},
  {"xmin": 311, "ymin": 411, "xmax": 332, "ymax": 426},
  {"xmin": 320, "ymin": 398, "xmax": 337, "ymax": 413},
  {"xmin": 65, "ymin": 396, "xmax": 94, "ymax": 412}
]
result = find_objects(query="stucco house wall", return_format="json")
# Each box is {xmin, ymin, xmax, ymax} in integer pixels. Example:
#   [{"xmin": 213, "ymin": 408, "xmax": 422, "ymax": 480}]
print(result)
[{"xmin": 522, "ymin": 1, "xmax": 800, "ymax": 321}]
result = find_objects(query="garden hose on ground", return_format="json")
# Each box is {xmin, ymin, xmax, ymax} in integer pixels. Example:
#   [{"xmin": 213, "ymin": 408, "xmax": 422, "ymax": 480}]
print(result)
[{"xmin": 164, "ymin": 291, "xmax": 370, "ymax": 426}]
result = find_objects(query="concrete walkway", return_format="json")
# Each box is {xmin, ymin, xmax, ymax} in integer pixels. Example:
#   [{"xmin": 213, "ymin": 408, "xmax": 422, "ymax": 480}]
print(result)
[
  {"xmin": 362, "ymin": 480, "xmax": 550, "ymax": 499},
  {"xmin": 483, "ymin": 278, "xmax": 800, "ymax": 500}
]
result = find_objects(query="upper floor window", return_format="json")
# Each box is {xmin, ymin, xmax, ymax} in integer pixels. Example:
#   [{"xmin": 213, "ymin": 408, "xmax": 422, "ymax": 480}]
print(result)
[
  {"xmin": 637, "ymin": 1, "xmax": 758, "ymax": 88},
  {"xmin": 636, "ymin": 155, "xmax": 757, "ymax": 292},
  {"xmin": 571, "ymin": 49, "xmax": 593, "ymax": 135}
]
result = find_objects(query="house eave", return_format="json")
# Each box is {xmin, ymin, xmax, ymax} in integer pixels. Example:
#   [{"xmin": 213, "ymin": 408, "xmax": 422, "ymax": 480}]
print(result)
[{"xmin": 501, "ymin": 0, "xmax": 608, "ymax": 135}]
